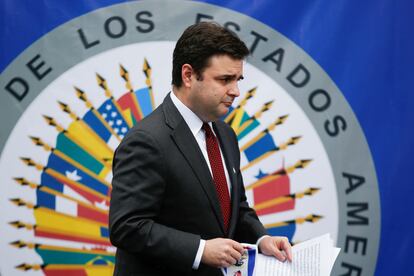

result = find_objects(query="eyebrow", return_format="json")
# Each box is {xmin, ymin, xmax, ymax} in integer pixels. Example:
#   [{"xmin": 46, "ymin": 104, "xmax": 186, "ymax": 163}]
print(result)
[{"xmin": 217, "ymin": 74, "xmax": 244, "ymax": 81}]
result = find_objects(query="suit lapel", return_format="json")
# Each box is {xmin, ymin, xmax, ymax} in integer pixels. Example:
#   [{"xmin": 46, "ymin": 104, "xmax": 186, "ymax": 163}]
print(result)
[{"xmin": 163, "ymin": 94, "xmax": 226, "ymax": 233}]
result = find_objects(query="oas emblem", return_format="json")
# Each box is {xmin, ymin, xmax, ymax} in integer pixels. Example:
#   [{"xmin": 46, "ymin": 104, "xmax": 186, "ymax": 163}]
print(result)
[{"xmin": 0, "ymin": 1, "xmax": 380, "ymax": 275}]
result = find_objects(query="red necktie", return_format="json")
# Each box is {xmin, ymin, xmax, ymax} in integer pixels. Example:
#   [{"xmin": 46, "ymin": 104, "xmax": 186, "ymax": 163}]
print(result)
[{"xmin": 202, "ymin": 123, "xmax": 231, "ymax": 232}]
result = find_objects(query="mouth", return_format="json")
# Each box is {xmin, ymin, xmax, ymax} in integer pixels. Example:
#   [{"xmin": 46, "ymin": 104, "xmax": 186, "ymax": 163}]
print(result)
[{"xmin": 223, "ymin": 101, "xmax": 233, "ymax": 107}]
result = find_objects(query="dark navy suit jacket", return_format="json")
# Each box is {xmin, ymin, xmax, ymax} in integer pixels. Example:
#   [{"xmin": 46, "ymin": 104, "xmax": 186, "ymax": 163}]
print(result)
[{"xmin": 109, "ymin": 94, "xmax": 267, "ymax": 276}]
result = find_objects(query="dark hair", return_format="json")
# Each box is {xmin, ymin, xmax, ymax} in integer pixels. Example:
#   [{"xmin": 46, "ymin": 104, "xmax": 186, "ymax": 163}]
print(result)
[{"xmin": 172, "ymin": 22, "xmax": 249, "ymax": 87}]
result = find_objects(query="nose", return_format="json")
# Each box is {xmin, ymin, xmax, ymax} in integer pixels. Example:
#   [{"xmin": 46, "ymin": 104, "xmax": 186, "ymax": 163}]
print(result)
[{"xmin": 228, "ymin": 83, "xmax": 240, "ymax": 97}]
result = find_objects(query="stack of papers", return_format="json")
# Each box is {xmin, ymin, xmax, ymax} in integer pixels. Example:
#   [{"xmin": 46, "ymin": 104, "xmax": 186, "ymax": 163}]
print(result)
[{"xmin": 223, "ymin": 233, "xmax": 340, "ymax": 276}]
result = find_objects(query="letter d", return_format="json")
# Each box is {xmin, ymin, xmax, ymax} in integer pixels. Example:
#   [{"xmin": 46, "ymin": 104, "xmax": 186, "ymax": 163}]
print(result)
[{"xmin": 5, "ymin": 77, "xmax": 29, "ymax": 102}]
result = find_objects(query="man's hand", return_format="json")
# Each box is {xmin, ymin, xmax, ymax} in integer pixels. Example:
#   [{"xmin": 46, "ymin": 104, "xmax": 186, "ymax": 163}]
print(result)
[
  {"xmin": 201, "ymin": 238, "xmax": 244, "ymax": 268},
  {"xmin": 259, "ymin": 236, "xmax": 292, "ymax": 262}
]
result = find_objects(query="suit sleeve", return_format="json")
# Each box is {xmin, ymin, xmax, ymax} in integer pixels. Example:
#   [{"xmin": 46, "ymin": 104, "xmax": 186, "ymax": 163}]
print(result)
[{"xmin": 109, "ymin": 129, "xmax": 200, "ymax": 270}]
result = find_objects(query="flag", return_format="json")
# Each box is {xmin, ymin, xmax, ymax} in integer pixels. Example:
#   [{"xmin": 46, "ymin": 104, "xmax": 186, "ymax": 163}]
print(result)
[
  {"xmin": 82, "ymin": 110, "xmax": 112, "ymax": 142},
  {"xmin": 135, "ymin": 87, "xmax": 154, "ymax": 117},
  {"xmin": 55, "ymin": 132, "xmax": 110, "ymax": 177},
  {"xmin": 66, "ymin": 120, "xmax": 113, "ymax": 162},
  {"xmin": 98, "ymin": 99, "xmax": 130, "ymax": 138},
  {"xmin": 33, "ymin": 208, "xmax": 109, "ymax": 242},
  {"xmin": 252, "ymin": 172, "xmax": 294, "ymax": 216},
  {"xmin": 35, "ymin": 246, "xmax": 114, "ymax": 265},
  {"xmin": 36, "ymin": 189, "xmax": 108, "ymax": 224},
  {"xmin": 46, "ymin": 153, "xmax": 110, "ymax": 197},
  {"xmin": 243, "ymin": 132, "xmax": 277, "ymax": 162}
]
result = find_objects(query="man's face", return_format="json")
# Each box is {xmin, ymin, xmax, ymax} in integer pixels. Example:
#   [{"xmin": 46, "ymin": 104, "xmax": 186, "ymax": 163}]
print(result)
[{"xmin": 188, "ymin": 55, "xmax": 243, "ymax": 122}]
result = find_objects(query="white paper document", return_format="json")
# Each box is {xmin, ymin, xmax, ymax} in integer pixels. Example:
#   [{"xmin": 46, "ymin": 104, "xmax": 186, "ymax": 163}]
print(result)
[
  {"xmin": 222, "ymin": 234, "xmax": 340, "ymax": 276},
  {"xmin": 254, "ymin": 233, "xmax": 340, "ymax": 276}
]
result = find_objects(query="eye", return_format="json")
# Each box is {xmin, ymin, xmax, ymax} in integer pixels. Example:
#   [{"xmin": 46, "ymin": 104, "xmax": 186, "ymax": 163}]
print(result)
[
  {"xmin": 218, "ymin": 76, "xmax": 235, "ymax": 84},
  {"xmin": 217, "ymin": 75, "xmax": 243, "ymax": 84},
  {"xmin": 222, "ymin": 77, "xmax": 232, "ymax": 84}
]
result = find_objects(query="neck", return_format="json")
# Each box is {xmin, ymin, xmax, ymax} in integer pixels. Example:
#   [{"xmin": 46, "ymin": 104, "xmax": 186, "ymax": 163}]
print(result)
[{"xmin": 172, "ymin": 87, "xmax": 210, "ymax": 122}]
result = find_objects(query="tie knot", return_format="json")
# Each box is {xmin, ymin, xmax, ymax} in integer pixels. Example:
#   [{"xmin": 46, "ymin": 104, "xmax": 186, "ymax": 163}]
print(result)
[{"xmin": 202, "ymin": 123, "xmax": 214, "ymax": 137}]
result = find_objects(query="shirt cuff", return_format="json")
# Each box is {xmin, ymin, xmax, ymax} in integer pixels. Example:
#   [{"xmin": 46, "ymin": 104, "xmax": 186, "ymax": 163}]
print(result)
[
  {"xmin": 192, "ymin": 239, "xmax": 206, "ymax": 270},
  {"xmin": 256, "ymin": 235, "xmax": 270, "ymax": 251}
]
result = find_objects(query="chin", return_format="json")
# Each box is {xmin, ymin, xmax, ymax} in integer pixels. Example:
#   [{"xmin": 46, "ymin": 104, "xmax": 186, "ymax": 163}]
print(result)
[{"xmin": 218, "ymin": 109, "xmax": 229, "ymax": 117}]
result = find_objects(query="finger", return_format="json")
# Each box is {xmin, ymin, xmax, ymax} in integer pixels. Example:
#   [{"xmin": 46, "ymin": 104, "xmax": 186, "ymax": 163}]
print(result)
[
  {"xmin": 230, "ymin": 240, "xmax": 244, "ymax": 253},
  {"xmin": 285, "ymin": 249, "xmax": 292, "ymax": 262},
  {"xmin": 229, "ymin": 249, "xmax": 242, "ymax": 263},
  {"xmin": 284, "ymin": 245, "xmax": 293, "ymax": 262},
  {"xmin": 221, "ymin": 260, "xmax": 233, "ymax": 268},
  {"xmin": 279, "ymin": 239, "xmax": 293, "ymax": 262},
  {"xmin": 221, "ymin": 254, "xmax": 237, "ymax": 268},
  {"xmin": 272, "ymin": 247, "xmax": 287, "ymax": 262},
  {"xmin": 219, "ymin": 247, "xmax": 238, "ymax": 266}
]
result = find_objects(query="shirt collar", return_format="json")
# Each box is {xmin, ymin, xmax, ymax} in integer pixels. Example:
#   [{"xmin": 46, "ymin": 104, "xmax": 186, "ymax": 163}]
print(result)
[{"xmin": 170, "ymin": 91, "xmax": 212, "ymax": 136}]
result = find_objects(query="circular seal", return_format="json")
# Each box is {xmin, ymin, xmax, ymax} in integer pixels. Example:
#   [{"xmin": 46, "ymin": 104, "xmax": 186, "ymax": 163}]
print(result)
[{"xmin": 0, "ymin": 1, "xmax": 380, "ymax": 275}]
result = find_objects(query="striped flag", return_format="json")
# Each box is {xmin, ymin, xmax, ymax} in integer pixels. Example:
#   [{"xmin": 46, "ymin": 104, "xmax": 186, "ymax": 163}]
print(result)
[
  {"xmin": 134, "ymin": 87, "xmax": 154, "ymax": 117},
  {"xmin": 15, "ymin": 262, "xmax": 114, "ymax": 276},
  {"xmin": 33, "ymin": 208, "xmax": 109, "ymax": 241},
  {"xmin": 35, "ymin": 246, "xmax": 114, "ymax": 266},
  {"xmin": 252, "ymin": 171, "xmax": 294, "ymax": 216},
  {"xmin": 55, "ymin": 132, "xmax": 110, "ymax": 177},
  {"xmin": 45, "ymin": 153, "xmax": 110, "ymax": 197},
  {"xmin": 243, "ymin": 132, "xmax": 277, "ymax": 162},
  {"xmin": 36, "ymin": 189, "xmax": 108, "ymax": 224},
  {"xmin": 66, "ymin": 120, "xmax": 114, "ymax": 162},
  {"xmin": 82, "ymin": 109, "xmax": 112, "ymax": 142},
  {"xmin": 117, "ymin": 87, "xmax": 154, "ymax": 126},
  {"xmin": 267, "ymin": 224, "xmax": 296, "ymax": 240},
  {"xmin": 40, "ymin": 172, "xmax": 109, "ymax": 206},
  {"xmin": 264, "ymin": 214, "xmax": 323, "ymax": 241},
  {"xmin": 228, "ymin": 108, "xmax": 260, "ymax": 140}
]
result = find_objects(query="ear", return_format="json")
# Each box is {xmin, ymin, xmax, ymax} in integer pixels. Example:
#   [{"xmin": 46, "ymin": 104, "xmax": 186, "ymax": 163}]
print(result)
[{"xmin": 181, "ymin": 64, "xmax": 193, "ymax": 88}]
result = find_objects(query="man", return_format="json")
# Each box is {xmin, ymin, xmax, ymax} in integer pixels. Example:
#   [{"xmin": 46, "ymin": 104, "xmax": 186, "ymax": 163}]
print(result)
[{"xmin": 109, "ymin": 22, "xmax": 292, "ymax": 276}]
